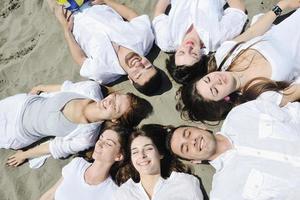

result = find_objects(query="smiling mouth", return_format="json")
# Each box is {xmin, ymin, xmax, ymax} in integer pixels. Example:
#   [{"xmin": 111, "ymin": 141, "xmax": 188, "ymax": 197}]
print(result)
[
  {"xmin": 198, "ymin": 137, "xmax": 204, "ymax": 151},
  {"xmin": 137, "ymin": 160, "xmax": 151, "ymax": 166},
  {"xmin": 125, "ymin": 52, "xmax": 140, "ymax": 67},
  {"xmin": 185, "ymin": 40, "xmax": 194, "ymax": 47}
]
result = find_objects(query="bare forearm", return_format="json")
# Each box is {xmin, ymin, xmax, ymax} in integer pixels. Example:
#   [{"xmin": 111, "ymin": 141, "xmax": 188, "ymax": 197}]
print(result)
[
  {"xmin": 23, "ymin": 143, "xmax": 51, "ymax": 160},
  {"xmin": 226, "ymin": 0, "xmax": 245, "ymax": 12},
  {"xmin": 64, "ymin": 30, "xmax": 87, "ymax": 66},
  {"xmin": 154, "ymin": 0, "xmax": 170, "ymax": 17},
  {"xmin": 234, "ymin": 1, "xmax": 290, "ymax": 43},
  {"xmin": 104, "ymin": 0, "xmax": 138, "ymax": 21}
]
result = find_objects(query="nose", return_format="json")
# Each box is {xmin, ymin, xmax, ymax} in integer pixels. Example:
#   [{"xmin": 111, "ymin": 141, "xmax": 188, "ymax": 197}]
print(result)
[{"xmin": 139, "ymin": 150, "xmax": 147, "ymax": 159}]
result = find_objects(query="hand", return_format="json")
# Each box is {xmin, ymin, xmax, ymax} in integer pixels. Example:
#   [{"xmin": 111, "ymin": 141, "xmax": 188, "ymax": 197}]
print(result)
[
  {"xmin": 278, "ymin": 0, "xmax": 300, "ymax": 10},
  {"xmin": 6, "ymin": 150, "xmax": 27, "ymax": 167},
  {"xmin": 29, "ymin": 85, "xmax": 44, "ymax": 95},
  {"xmin": 54, "ymin": 6, "xmax": 74, "ymax": 31},
  {"xmin": 90, "ymin": 0, "xmax": 106, "ymax": 5}
]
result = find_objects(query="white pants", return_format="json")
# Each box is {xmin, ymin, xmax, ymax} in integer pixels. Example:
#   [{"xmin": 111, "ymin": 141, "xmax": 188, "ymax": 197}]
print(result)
[{"xmin": 0, "ymin": 93, "xmax": 32, "ymax": 149}]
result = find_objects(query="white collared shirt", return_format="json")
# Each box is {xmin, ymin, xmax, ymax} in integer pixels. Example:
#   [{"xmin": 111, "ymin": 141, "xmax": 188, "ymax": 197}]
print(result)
[
  {"xmin": 72, "ymin": 4, "xmax": 154, "ymax": 84},
  {"xmin": 114, "ymin": 172, "xmax": 203, "ymax": 200},
  {"xmin": 152, "ymin": 0, "xmax": 247, "ymax": 53},
  {"xmin": 209, "ymin": 93, "xmax": 300, "ymax": 200}
]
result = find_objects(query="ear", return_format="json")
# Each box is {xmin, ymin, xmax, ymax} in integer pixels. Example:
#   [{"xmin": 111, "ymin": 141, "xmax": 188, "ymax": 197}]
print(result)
[
  {"xmin": 160, "ymin": 155, "xmax": 164, "ymax": 160},
  {"xmin": 127, "ymin": 76, "xmax": 134, "ymax": 84},
  {"xmin": 115, "ymin": 153, "xmax": 124, "ymax": 162},
  {"xmin": 190, "ymin": 160, "xmax": 202, "ymax": 164}
]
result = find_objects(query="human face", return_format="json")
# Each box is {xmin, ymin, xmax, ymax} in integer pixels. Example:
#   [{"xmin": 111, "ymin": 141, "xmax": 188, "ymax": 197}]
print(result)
[
  {"xmin": 131, "ymin": 136, "xmax": 162, "ymax": 176},
  {"xmin": 125, "ymin": 52, "xmax": 157, "ymax": 86},
  {"xmin": 97, "ymin": 93, "xmax": 131, "ymax": 121},
  {"xmin": 170, "ymin": 126, "xmax": 217, "ymax": 161},
  {"xmin": 92, "ymin": 129, "xmax": 122, "ymax": 163},
  {"xmin": 196, "ymin": 71, "xmax": 237, "ymax": 101},
  {"xmin": 175, "ymin": 37, "xmax": 203, "ymax": 66}
]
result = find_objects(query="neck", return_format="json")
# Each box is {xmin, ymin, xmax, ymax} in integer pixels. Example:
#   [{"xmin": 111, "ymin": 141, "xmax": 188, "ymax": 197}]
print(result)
[
  {"xmin": 84, "ymin": 102, "xmax": 104, "ymax": 123},
  {"xmin": 116, "ymin": 45, "xmax": 131, "ymax": 73},
  {"xmin": 84, "ymin": 160, "xmax": 112, "ymax": 185},
  {"xmin": 232, "ymin": 71, "xmax": 245, "ymax": 91},
  {"xmin": 208, "ymin": 134, "xmax": 232, "ymax": 161},
  {"xmin": 140, "ymin": 173, "xmax": 161, "ymax": 199}
]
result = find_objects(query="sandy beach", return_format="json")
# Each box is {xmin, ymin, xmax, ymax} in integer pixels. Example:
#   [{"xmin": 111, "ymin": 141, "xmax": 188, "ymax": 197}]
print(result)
[{"xmin": 0, "ymin": 0, "xmax": 278, "ymax": 199}]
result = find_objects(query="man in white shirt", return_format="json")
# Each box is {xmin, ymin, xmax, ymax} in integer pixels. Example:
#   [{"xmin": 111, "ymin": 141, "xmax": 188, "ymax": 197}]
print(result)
[
  {"xmin": 51, "ymin": 0, "xmax": 162, "ymax": 96},
  {"xmin": 167, "ymin": 94, "xmax": 300, "ymax": 200}
]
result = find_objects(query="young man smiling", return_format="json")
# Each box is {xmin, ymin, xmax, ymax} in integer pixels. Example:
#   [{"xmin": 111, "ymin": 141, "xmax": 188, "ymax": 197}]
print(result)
[
  {"xmin": 167, "ymin": 92, "xmax": 300, "ymax": 199},
  {"xmin": 51, "ymin": 0, "xmax": 161, "ymax": 95}
]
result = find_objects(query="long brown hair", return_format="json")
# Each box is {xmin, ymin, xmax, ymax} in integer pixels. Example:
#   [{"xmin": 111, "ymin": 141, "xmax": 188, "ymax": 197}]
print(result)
[
  {"xmin": 77, "ymin": 121, "xmax": 132, "ymax": 185},
  {"xmin": 116, "ymin": 124, "xmax": 191, "ymax": 184},
  {"xmin": 176, "ymin": 76, "xmax": 291, "ymax": 123}
]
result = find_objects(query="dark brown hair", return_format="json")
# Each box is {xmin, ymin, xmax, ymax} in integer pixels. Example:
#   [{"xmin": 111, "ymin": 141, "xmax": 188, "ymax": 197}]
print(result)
[
  {"xmin": 116, "ymin": 124, "xmax": 191, "ymax": 184},
  {"xmin": 177, "ymin": 76, "xmax": 290, "ymax": 123},
  {"xmin": 166, "ymin": 53, "xmax": 217, "ymax": 85},
  {"xmin": 132, "ymin": 68, "xmax": 162, "ymax": 96},
  {"xmin": 118, "ymin": 93, "xmax": 153, "ymax": 127},
  {"xmin": 78, "ymin": 121, "xmax": 132, "ymax": 186}
]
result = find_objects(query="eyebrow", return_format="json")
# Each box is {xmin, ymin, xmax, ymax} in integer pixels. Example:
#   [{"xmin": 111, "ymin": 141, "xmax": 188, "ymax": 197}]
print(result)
[
  {"xmin": 131, "ymin": 143, "xmax": 154, "ymax": 151},
  {"xmin": 107, "ymin": 139, "xmax": 117, "ymax": 145},
  {"xmin": 180, "ymin": 129, "xmax": 188, "ymax": 154}
]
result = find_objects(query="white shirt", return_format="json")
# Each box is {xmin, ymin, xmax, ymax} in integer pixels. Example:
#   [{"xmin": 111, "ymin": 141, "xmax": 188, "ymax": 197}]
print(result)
[
  {"xmin": 209, "ymin": 93, "xmax": 300, "ymax": 200},
  {"xmin": 152, "ymin": 0, "xmax": 247, "ymax": 53},
  {"xmin": 114, "ymin": 172, "xmax": 203, "ymax": 200},
  {"xmin": 55, "ymin": 157, "xmax": 118, "ymax": 200},
  {"xmin": 72, "ymin": 4, "xmax": 154, "ymax": 84}
]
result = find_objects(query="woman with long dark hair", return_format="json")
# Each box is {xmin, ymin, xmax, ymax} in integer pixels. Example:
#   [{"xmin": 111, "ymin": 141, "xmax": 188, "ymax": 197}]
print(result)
[
  {"xmin": 177, "ymin": 1, "xmax": 300, "ymax": 122},
  {"xmin": 40, "ymin": 123, "xmax": 130, "ymax": 200},
  {"xmin": 114, "ymin": 124, "xmax": 204, "ymax": 200},
  {"xmin": 153, "ymin": 0, "xmax": 247, "ymax": 84}
]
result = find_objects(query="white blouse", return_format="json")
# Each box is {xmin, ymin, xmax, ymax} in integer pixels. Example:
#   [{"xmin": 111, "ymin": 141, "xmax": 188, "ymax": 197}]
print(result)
[
  {"xmin": 55, "ymin": 157, "xmax": 118, "ymax": 200},
  {"xmin": 209, "ymin": 93, "xmax": 300, "ymax": 200},
  {"xmin": 152, "ymin": 0, "xmax": 247, "ymax": 53},
  {"xmin": 114, "ymin": 172, "xmax": 203, "ymax": 200},
  {"xmin": 72, "ymin": 4, "xmax": 155, "ymax": 84}
]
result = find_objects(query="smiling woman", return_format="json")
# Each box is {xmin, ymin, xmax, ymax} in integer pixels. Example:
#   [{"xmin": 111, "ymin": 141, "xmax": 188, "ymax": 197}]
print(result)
[
  {"xmin": 40, "ymin": 122, "xmax": 130, "ymax": 200},
  {"xmin": 2, "ymin": 80, "xmax": 153, "ymax": 168},
  {"xmin": 177, "ymin": 4, "xmax": 300, "ymax": 122},
  {"xmin": 114, "ymin": 124, "xmax": 204, "ymax": 200}
]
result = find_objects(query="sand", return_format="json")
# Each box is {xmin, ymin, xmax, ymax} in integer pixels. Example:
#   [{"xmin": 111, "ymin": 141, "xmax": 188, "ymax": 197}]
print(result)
[{"xmin": 0, "ymin": 0, "xmax": 277, "ymax": 199}]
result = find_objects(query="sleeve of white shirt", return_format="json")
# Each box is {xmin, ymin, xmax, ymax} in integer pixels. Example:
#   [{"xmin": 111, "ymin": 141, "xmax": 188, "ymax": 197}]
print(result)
[
  {"xmin": 217, "ymin": 8, "xmax": 247, "ymax": 43},
  {"xmin": 62, "ymin": 157, "xmax": 81, "ymax": 177},
  {"xmin": 130, "ymin": 15, "xmax": 155, "ymax": 54},
  {"xmin": 152, "ymin": 14, "xmax": 176, "ymax": 52},
  {"xmin": 49, "ymin": 127, "xmax": 100, "ymax": 159},
  {"xmin": 61, "ymin": 80, "xmax": 103, "ymax": 100},
  {"xmin": 257, "ymin": 91, "xmax": 283, "ymax": 105},
  {"xmin": 80, "ymin": 57, "xmax": 113, "ymax": 84}
]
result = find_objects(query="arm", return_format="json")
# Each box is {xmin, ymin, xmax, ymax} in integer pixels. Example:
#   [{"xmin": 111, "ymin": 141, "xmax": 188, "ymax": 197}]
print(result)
[
  {"xmin": 6, "ymin": 143, "xmax": 50, "ymax": 167},
  {"xmin": 54, "ymin": 6, "xmax": 87, "ymax": 66},
  {"xmin": 30, "ymin": 84, "xmax": 61, "ymax": 94},
  {"xmin": 280, "ymin": 84, "xmax": 300, "ymax": 106},
  {"xmin": 92, "ymin": 0, "xmax": 138, "ymax": 21},
  {"xmin": 227, "ymin": 0, "xmax": 246, "ymax": 12},
  {"xmin": 40, "ymin": 178, "xmax": 63, "ymax": 200},
  {"xmin": 154, "ymin": 0, "xmax": 170, "ymax": 18},
  {"xmin": 234, "ymin": 0, "xmax": 300, "ymax": 43}
]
